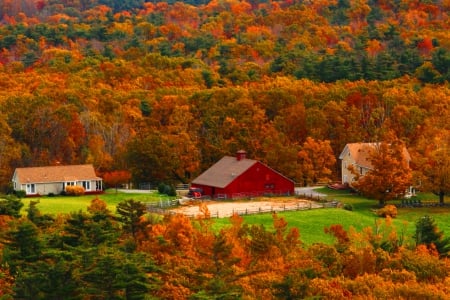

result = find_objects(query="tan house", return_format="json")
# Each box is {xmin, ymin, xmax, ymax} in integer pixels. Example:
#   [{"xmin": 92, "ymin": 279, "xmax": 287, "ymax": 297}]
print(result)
[
  {"xmin": 12, "ymin": 164, "xmax": 103, "ymax": 196},
  {"xmin": 339, "ymin": 143, "xmax": 411, "ymax": 185}
]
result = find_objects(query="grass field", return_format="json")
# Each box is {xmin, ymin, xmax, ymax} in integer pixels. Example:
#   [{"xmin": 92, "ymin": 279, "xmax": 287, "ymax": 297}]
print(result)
[
  {"xmin": 20, "ymin": 189, "xmax": 174, "ymax": 215},
  {"xmin": 213, "ymin": 188, "xmax": 450, "ymax": 245},
  {"xmin": 18, "ymin": 187, "xmax": 450, "ymax": 246}
]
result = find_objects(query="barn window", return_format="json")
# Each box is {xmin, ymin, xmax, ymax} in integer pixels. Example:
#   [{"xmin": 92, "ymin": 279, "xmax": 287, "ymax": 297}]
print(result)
[{"xmin": 265, "ymin": 183, "xmax": 275, "ymax": 189}]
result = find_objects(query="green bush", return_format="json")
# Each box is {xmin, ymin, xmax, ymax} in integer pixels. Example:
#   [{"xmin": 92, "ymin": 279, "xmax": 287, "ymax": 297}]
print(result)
[
  {"xmin": 157, "ymin": 183, "xmax": 166, "ymax": 194},
  {"xmin": 14, "ymin": 190, "xmax": 26, "ymax": 199},
  {"xmin": 343, "ymin": 203, "xmax": 353, "ymax": 211},
  {"xmin": 164, "ymin": 185, "xmax": 176, "ymax": 196},
  {"xmin": 158, "ymin": 183, "xmax": 177, "ymax": 196}
]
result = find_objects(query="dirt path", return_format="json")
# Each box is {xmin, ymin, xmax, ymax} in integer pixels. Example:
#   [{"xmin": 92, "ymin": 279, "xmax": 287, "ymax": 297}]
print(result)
[{"xmin": 170, "ymin": 198, "xmax": 323, "ymax": 218}]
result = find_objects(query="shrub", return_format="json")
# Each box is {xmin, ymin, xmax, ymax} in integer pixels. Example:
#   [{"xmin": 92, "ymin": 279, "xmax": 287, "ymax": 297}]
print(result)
[
  {"xmin": 158, "ymin": 183, "xmax": 177, "ymax": 196},
  {"xmin": 343, "ymin": 203, "xmax": 353, "ymax": 211},
  {"xmin": 377, "ymin": 204, "xmax": 398, "ymax": 218},
  {"xmin": 65, "ymin": 185, "xmax": 85, "ymax": 196},
  {"xmin": 14, "ymin": 190, "xmax": 26, "ymax": 199},
  {"xmin": 157, "ymin": 183, "xmax": 166, "ymax": 194},
  {"xmin": 164, "ymin": 185, "xmax": 177, "ymax": 196}
]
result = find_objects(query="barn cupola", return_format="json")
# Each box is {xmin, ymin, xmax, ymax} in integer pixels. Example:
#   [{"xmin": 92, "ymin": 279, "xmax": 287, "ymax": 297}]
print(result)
[{"xmin": 236, "ymin": 150, "xmax": 247, "ymax": 161}]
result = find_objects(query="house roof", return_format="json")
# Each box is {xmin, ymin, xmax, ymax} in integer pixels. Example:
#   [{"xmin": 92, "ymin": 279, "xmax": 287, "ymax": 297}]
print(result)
[
  {"xmin": 339, "ymin": 143, "xmax": 411, "ymax": 169},
  {"xmin": 191, "ymin": 156, "xmax": 258, "ymax": 188},
  {"xmin": 13, "ymin": 164, "xmax": 102, "ymax": 184}
]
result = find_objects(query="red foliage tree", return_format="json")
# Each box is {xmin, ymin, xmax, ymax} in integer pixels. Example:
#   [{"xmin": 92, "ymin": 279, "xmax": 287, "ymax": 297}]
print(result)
[{"xmin": 103, "ymin": 170, "xmax": 132, "ymax": 191}]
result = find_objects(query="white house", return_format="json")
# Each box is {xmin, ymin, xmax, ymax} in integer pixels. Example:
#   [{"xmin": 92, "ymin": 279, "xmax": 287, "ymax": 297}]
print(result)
[
  {"xmin": 12, "ymin": 164, "xmax": 103, "ymax": 196},
  {"xmin": 338, "ymin": 143, "xmax": 411, "ymax": 185}
]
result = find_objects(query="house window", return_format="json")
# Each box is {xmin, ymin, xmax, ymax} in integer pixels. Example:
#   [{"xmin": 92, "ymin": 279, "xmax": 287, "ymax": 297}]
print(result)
[
  {"xmin": 26, "ymin": 184, "xmax": 36, "ymax": 194},
  {"xmin": 82, "ymin": 181, "xmax": 91, "ymax": 191},
  {"xmin": 64, "ymin": 182, "xmax": 76, "ymax": 190},
  {"xmin": 95, "ymin": 181, "xmax": 102, "ymax": 191}
]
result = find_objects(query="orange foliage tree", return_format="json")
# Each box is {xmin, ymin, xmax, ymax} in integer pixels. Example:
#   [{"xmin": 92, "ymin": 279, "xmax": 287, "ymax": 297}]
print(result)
[
  {"xmin": 350, "ymin": 141, "xmax": 412, "ymax": 206},
  {"xmin": 297, "ymin": 137, "xmax": 336, "ymax": 186}
]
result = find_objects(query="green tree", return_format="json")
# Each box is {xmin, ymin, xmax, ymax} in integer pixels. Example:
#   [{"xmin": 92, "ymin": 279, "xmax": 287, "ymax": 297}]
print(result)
[
  {"xmin": 13, "ymin": 258, "xmax": 80, "ymax": 300},
  {"xmin": 0, "ymin": 195, "xmax": 23, "ymax": 218},
  {"xmin": 414, "ymin": 215, "xmax": 450, "ymax": 257},
  {"xmin": 2, "ymin": 221, "xmax": 42, "ymax": 274},
  {"xmin": 116, "ymin": 199, "xmax": 147, "ymax": 245},
  {"xmin": 26, "ymin": 200, "xmax": 54, "ymax": 228},
  {"xmin": 62, "ymin": 209, "xmax": 117, "ymax": 248},
  {"xmin": 81, "ymin": 252, "xmax": 149, "ymax": 299}
]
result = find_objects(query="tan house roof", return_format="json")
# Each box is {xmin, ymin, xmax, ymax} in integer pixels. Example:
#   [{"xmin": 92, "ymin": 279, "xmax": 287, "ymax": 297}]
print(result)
[
  {"xmin": 339, "ymin": 142, "xmax": 411, "ymax": 169},
  {"xmin": 14, "ymin": 164, "xmax": 101, "ymax": 184},
  {"xmin": 191, "ymin": 156, "xmax": 257, "ymax": 188}
]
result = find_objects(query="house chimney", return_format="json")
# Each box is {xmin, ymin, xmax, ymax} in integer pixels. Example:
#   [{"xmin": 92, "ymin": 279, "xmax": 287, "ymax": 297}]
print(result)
[{"xmin": 236, "ymin": 150, "xmax": 246, "ymax": 161}]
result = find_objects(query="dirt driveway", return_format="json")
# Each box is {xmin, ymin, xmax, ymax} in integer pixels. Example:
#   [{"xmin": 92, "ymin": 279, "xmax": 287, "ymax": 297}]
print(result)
[{"xmin": 170, "ymin": 198, "xmax": 323, "ymax": 218}]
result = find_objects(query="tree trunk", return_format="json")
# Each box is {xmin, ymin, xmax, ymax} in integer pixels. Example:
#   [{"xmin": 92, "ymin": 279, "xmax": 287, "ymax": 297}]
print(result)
[{"xmin": 439, "ymin": 190, "xmax": 445, "ymax": 205}]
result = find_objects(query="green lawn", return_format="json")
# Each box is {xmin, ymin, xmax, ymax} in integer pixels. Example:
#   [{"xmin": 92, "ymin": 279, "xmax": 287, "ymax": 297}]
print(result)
[
  {"xmin": 18, "ymin": 187, "xmax": 450, "ymax": 247},
  {"xmin": 20, "ymin": 189, "xmax": 173, "ymax": 215},
  {"xmin": 213, "ymin": 188, "xmax": 450, "ymax": 246}
]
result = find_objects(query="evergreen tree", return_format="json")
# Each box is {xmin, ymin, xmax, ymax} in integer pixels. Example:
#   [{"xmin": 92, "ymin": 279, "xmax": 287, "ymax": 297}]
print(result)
[
  {"xmin": 414, "ymin": 215, "xmax": 450, "ymax": 256},
  {"xmin": 0, "ymin": 195, "xmax": 23, "ymax": 218},
  {"xmin": 116, "ymin": 199, "xmax": 147, "ymax": 244}
]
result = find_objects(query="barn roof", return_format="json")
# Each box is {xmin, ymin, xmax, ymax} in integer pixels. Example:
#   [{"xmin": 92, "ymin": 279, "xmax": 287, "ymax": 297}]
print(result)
[
  {"xmin": 191, "ymin": 156, "xmax": 258, "ymax": 188},
  {"xmin": 14, "ymin": 164, "xmax": 102, "ymax": 184}
]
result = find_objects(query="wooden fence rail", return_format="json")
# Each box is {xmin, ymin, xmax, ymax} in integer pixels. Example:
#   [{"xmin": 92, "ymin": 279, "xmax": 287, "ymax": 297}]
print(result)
[{"xmin": 146, "ymin": 200, "xmax": 339, "ymax": 219}]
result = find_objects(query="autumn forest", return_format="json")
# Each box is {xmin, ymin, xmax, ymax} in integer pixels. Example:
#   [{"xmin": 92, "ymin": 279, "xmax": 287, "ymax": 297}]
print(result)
[
  {"xmin": 0, "ymin": 0, "xmax": 450, "ymax": 298},
  {"xmin": 0, "ymin": 0, "xmax": 448, "ymax": 190}
]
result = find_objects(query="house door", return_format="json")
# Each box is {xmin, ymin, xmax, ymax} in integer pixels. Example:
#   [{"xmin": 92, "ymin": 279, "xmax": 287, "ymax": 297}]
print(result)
[{"xmin": 26, "ymin": 184, "xmax": 36, "ymax": 195}]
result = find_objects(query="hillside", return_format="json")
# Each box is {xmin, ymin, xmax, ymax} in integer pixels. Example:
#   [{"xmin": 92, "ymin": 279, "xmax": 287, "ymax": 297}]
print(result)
[{"xmin": 0, "ymin": 0, "xmax": 448, "ymax": 190}]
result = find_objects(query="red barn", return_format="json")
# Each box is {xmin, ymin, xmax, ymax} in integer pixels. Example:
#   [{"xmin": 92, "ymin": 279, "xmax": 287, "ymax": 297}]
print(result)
[{"xmin": 190, "ymin": 150, "xmax": 295, "ymax": 199}]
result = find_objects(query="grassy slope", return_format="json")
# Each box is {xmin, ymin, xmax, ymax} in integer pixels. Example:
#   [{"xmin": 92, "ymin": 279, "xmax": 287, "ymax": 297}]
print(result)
[{"xmin": 213, "ymin": 188, "xmax": 450, "ymax": 245}]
